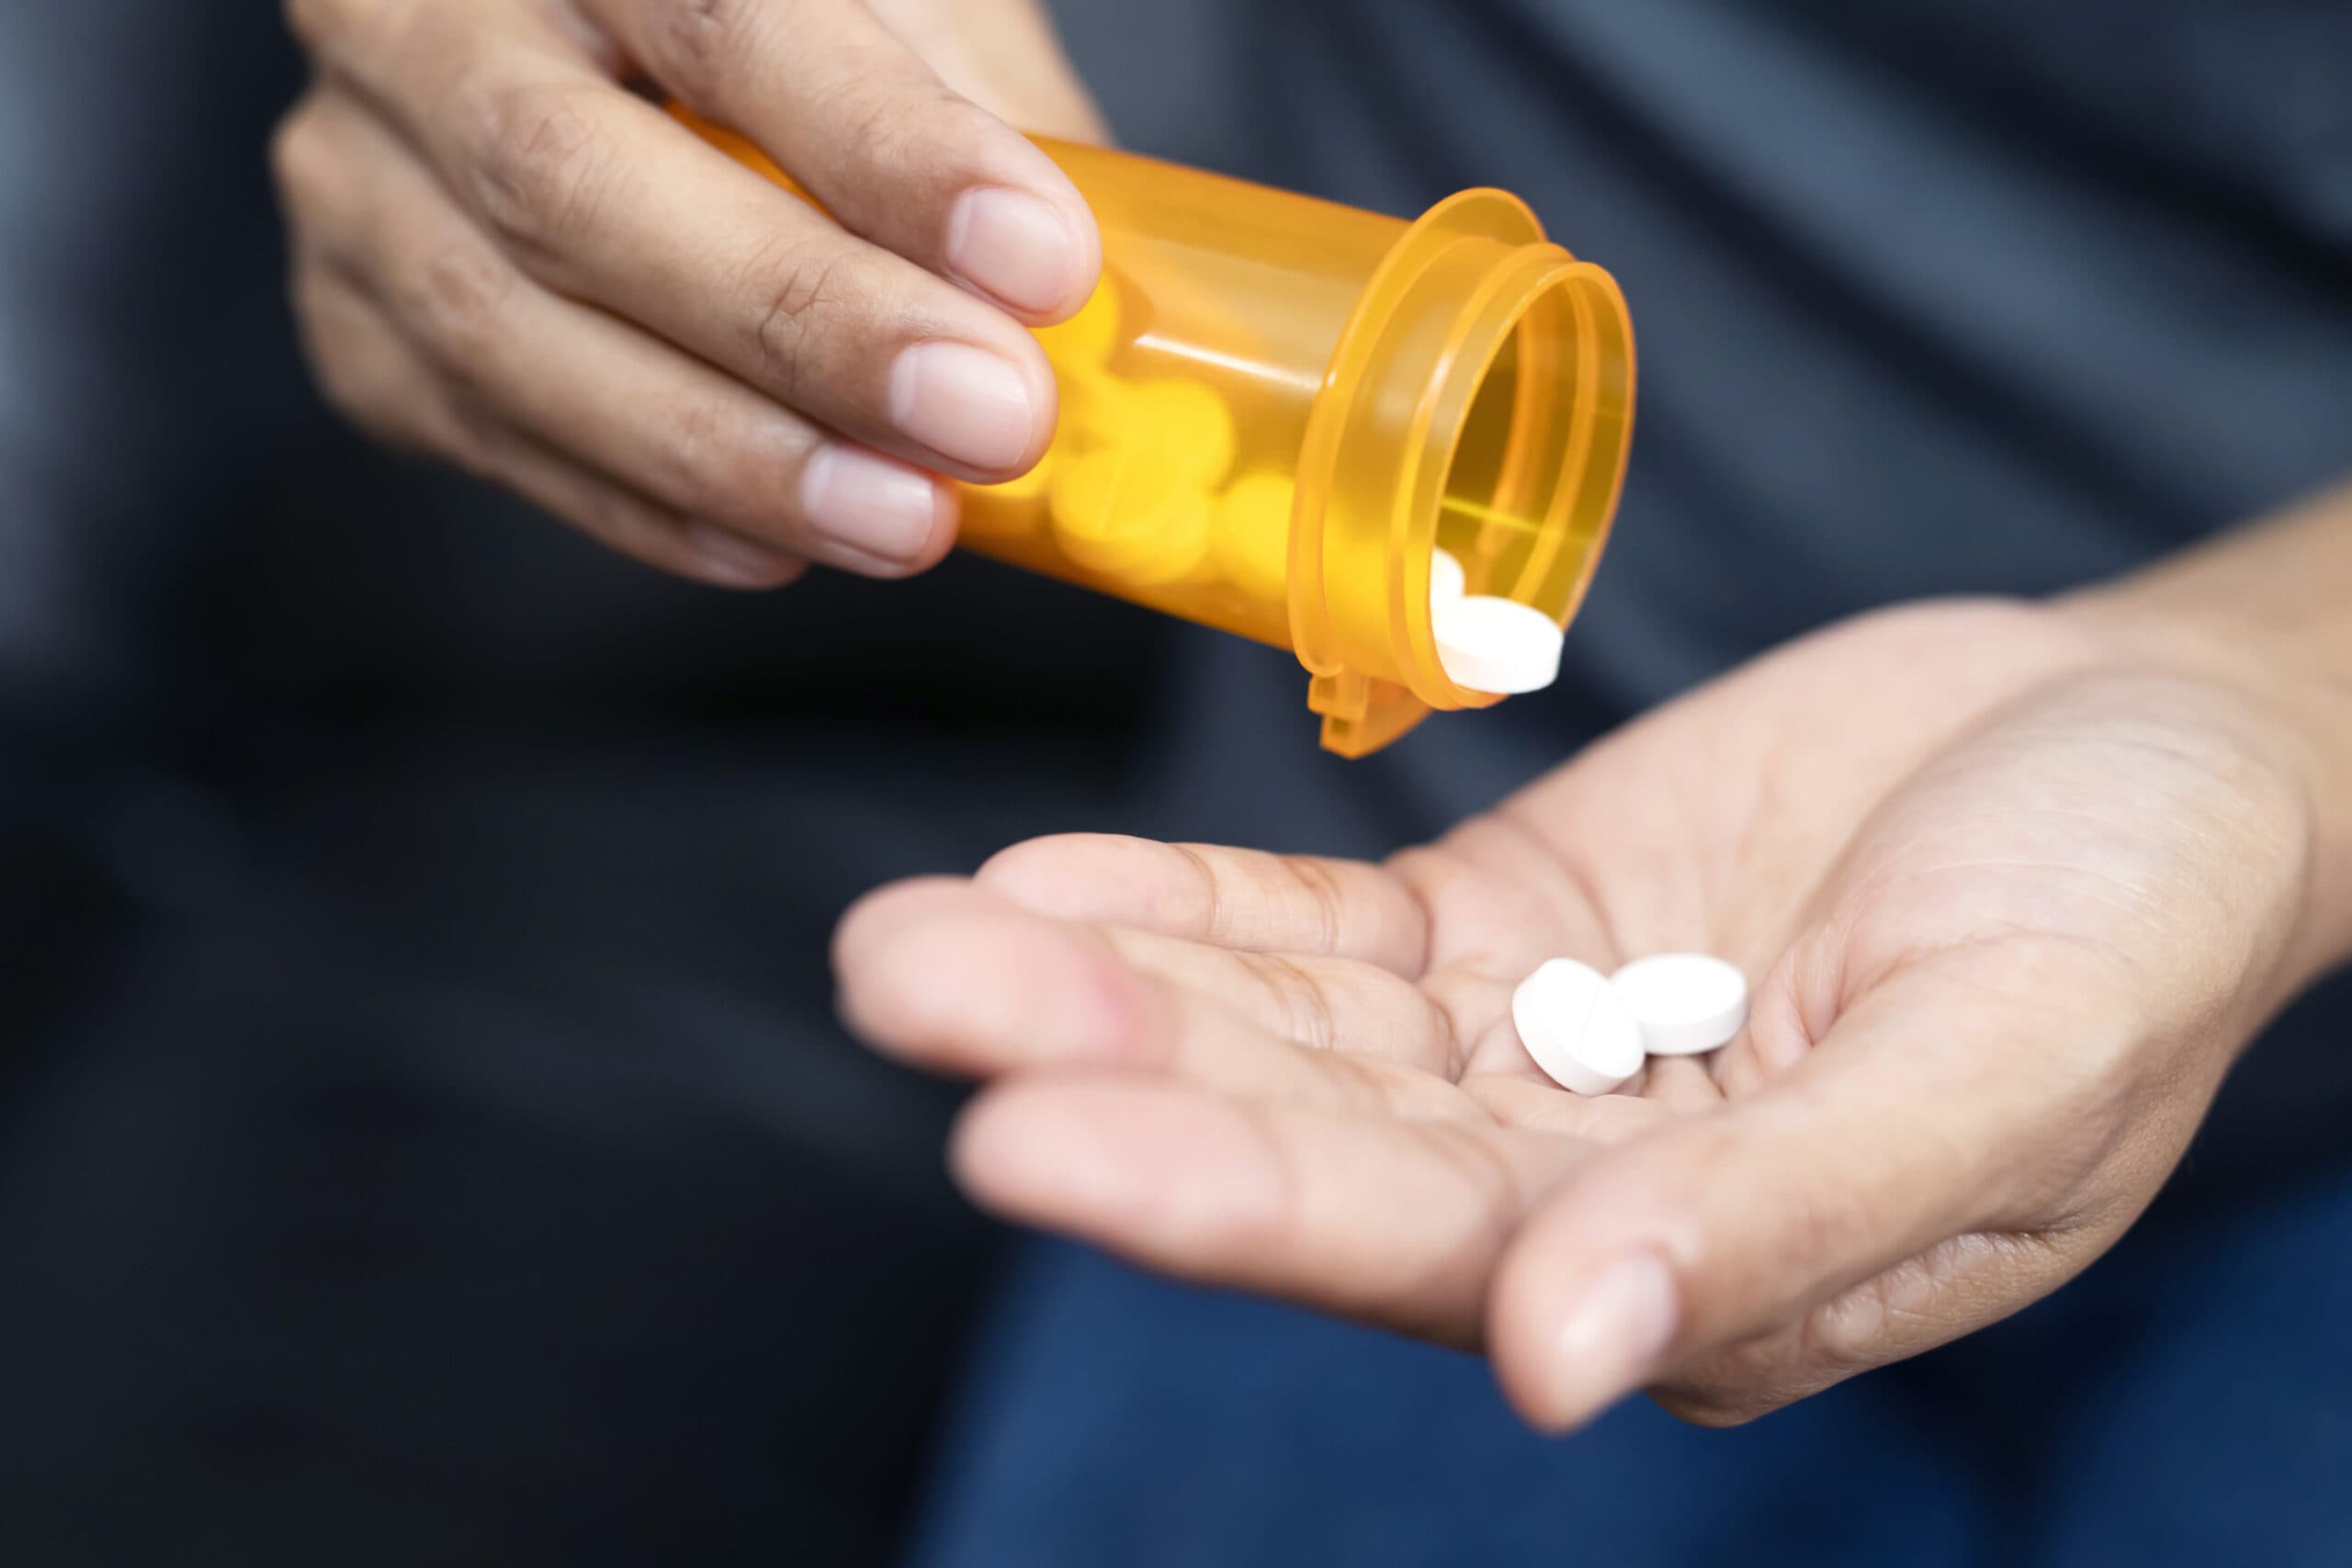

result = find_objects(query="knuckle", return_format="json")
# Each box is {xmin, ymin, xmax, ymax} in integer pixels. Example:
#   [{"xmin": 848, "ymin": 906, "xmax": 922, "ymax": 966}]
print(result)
[
  {"xmin": 1249, "ymin": 953, "xmax": 1340, "ymax": 1054},
  {"xmin": 571, "ymin": 480, "xmax": 647, "ymax": 541},
  {"xmin": 326, "ymin": 377, "xmax": 424, "ymax": 452},
  {"xmin": 647, "ymin": 398, "xmax": 724, "ymax": 496},
  {"xmin": 1284, "ymin": 856, "xmax": 1351, "ymax": 953},
  {"xmin": 637, "ymin": 0, "xmax": 763, "ymax": 103},
  {"xmin": 401, "ymin": 242, "xmax": 517, "ymax": 374},
  {"xmin": 564, "ymin": 484, "xmax": 701, "ymax": 574},
  {"xmin": 285, "ymin": 0, "xmax": 401, "ymax": 61},
  {"xmin": 440, "ymin": 418, "xmax": 510, "ymax": 484},
  {"xmin": 867, "ymin": 89, "xmax": 990, "ymax": 186},
  {"xmin": 649, "ymin": 402, "xmax": 766, "ymax": 528},
  {"xmin": 464, "ymin": 78, "xmax": 612, "ymax": 261},
  {"xmin": 305, "ymin": 344, "xmax": 430, "ymax": 456},
  {"xmin": 267, "ymin": 99, "xmax": 335, "ymax": 209},
  {"xmin": 814, "ymin": 74, "xmax": 908, "ymax": 160},
  {"xmin": 1798, "ymin": 1270, "xmax": 1905, "ymax": 1367},
  {"xmin": 743, "ymin": 244, "xmax": 860, "ymax": 400},
  {"xmin": 301, "ymin": 342, "xmax": 383, "ymax": 434},
  {"xmin": 799, "ymin": 77, "xmax": 985, "ymax": 223},
  {"xmin": 286, "ymin": 276, "xmax": 378, "ymax": 419}
]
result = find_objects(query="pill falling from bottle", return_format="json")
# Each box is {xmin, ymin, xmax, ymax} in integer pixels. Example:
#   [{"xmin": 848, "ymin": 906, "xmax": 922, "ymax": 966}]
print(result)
[
  {"xmin": 1512, "ymin": 951, "xmax": 1752, "ymax": 1093},
  {"xmin": 1434, "ymin": 593, "xmax": 1565, "ymax": 694}
]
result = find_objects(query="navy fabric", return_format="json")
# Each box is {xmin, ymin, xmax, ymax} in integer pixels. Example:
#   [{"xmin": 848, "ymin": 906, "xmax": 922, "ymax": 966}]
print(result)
[{"xmin": 914, "ymin": 1154, "xmax": 2352, "ymax": 1568}]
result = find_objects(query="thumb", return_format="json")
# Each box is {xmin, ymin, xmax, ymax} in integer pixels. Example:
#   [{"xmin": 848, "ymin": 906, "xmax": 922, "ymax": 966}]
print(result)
[{"xmin": 1486, "ymin": 967, "xmax": 2060, "ymax": 1431}]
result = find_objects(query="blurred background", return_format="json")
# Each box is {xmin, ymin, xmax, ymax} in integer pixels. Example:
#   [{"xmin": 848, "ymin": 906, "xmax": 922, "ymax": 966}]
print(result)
[
  {"xmin": 4, "ymin": 2, "xmax": 2348, "ymax": 1564},
  {"xmin": 2, "ymin": 4, "xmax": 1170, "ymax": 1560}
]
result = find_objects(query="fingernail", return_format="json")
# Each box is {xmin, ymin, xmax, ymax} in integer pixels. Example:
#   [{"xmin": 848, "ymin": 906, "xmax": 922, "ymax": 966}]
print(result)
[
  {"xmin": 889, "ymin": 342, "xmax": 1035, "ymax": 473},
  {"xmin": 1546, "ymin": 1253, "xmax": 1679, "ymax": 1427},
  {"xmin": 801, "ymin": 445, "xmax": 949, "ymax": 566},
  {"xmin": 684, "ymin": 522, "xmax": 798, "ymax": 587},
  {"xmin": 947, "ymin": 187, "xmax": 1080, "ymax": 314}
]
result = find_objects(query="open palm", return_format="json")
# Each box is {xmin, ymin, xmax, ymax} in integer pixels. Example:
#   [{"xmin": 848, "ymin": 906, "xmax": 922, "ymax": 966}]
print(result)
[{"xmin": 835, "ymin": 599, "xmax": 2321, "ymax": 1427}]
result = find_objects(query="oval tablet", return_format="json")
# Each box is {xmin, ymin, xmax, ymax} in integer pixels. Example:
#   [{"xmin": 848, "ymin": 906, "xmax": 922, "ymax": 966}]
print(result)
[
  {"xmin": 1430, "ymin": 547, "xmax": 1466, "ymax": 604},
  {"xmin": 1050, "ymin": 448, "xmax": 1212, "ymax": 582},
  {"xmin": 1434, "ymin": 594, "xmax": 1564, "ymax": 694},
  {"xmin": 1609, "ymin": 953, "xmax": 1749, "ymax": 1056},
  {"xmin": 1511, "ymin": 958, "xmax": 1645, "ymax": 1096}
]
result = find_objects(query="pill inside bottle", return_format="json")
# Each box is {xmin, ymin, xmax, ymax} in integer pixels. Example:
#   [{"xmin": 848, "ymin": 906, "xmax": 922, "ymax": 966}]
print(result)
[{"xmin": 1430, "ymin": 547, "xmax": 1466, "ymax": 604}]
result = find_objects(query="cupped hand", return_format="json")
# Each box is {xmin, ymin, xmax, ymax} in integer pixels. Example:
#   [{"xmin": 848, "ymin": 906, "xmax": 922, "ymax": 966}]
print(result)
[
  {"xmin": 834, "ymin": 599, "xmax": 2336, "ymax": 1428},
  {"xmin": 273, "ymin": 0, "xmax": 1104, "ymax": 587}
]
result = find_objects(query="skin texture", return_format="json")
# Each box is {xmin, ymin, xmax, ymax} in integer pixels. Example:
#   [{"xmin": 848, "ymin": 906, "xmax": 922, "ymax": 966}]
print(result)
[
  {"xmin": 274, "ymin": 0, "xmax": 1106, "ymax": 588},
  {"xmin": 837, "ymin": 553, "xmax": 2352, "ymax": 1431}
]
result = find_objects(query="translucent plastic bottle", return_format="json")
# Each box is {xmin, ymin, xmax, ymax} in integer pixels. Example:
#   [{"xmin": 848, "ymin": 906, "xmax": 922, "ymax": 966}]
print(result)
[{"xmin": 680, "ymin": 109, "xmax": 1634, "ymax": 757}]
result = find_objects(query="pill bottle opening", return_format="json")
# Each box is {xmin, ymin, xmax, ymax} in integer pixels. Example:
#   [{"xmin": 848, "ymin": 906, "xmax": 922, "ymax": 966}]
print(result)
[
  {"xmin": 1287, "ymin": 189, "xmax": 1635, "ymax": 750},
  {"xmin": 1410, "ymin": 239, "xmax": 1634, "ymax": 707}
]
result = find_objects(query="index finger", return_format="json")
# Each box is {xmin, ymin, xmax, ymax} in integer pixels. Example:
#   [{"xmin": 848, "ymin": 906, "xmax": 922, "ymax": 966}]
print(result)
[
  {"xmin": 977, "ymin": 834, "xmax": 1435, "ymax": 977},
  {"xmin": 953, "ymin": 1076, "xmax": 1589, "ymax": 1348},
  {"xmin": 294, "ymin": 0, "xmax": 1060, "ymax": 480},
  {"xmin": 581, "ymin": 0, "xmax": 1100, "ymax": 321}
]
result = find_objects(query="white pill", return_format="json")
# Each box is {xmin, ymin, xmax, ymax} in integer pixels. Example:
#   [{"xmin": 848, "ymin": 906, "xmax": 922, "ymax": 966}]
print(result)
[
  {"xmin": 1511, "ymin": 958, "xmax": 1645, "ymax": 1096},
  {"xmin": 1609, "ymin": 953, "xmax": 1750, "ymax": 1056},
  {"xmin": 1430, "ymin": 547, "xmax": 1466, "ymax": 604},
  {"xmin": 1433, "ymin": 593, "xmax": 1564, "ymax": 694}
]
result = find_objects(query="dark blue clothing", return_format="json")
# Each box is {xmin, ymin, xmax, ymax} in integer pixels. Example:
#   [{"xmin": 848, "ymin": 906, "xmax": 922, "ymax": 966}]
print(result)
[
  {"xmin": 916, "ymin": 1161, "xmax": 2352, "ymax": 1567},
  {"xmin": 911, "ymin": 2, "xmax": 2352, "ymax": 1562}
]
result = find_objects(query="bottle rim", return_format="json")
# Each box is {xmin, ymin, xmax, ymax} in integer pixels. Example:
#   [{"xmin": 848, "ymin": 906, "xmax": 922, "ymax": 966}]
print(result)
[{"xmin": 1289, "ymin": 189, "xmax": 1636, "ymax": 756}]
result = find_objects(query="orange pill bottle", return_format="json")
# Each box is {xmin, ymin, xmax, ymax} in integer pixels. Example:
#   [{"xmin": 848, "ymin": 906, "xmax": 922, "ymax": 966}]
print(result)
[{"xmin": 683, "ymin": 110, "xmax": 1634, "ymax": 757}]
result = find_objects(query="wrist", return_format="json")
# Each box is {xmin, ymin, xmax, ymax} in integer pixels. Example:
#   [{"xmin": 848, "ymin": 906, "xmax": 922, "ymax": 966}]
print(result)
[{"xmin": 2058, "ymin": 499, "xmax": 2352, "ymax": 984}]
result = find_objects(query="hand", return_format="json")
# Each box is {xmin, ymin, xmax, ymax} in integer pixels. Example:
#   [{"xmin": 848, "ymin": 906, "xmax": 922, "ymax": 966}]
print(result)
[
  {"xmin": 273, "ymin": 0, "xmax": 1104, "ymax": 588},
  {"xmin": 834, "ymin": 598, "xmax": 2344, "ymax": 1428}
]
